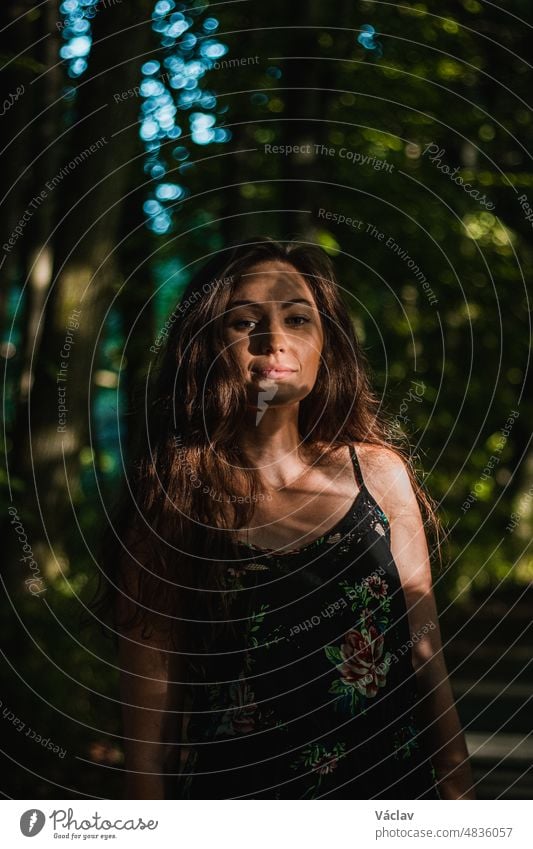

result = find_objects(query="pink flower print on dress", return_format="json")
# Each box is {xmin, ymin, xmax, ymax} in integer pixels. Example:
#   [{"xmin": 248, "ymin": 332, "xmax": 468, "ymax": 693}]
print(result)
[
  {"xmin": 290, "ymin": 741, "xmax": 348, "ymax": 793},
  {"xmin": 313, "ymin": 750, "xmax": 343, "ymax": 776},
  {"xmin": 362, "ymin": 573, "xmax": 388, "ymax": 599},
  {"xmin": 339, "ymin": 624, "xmax": 391, "ymax": 698}
]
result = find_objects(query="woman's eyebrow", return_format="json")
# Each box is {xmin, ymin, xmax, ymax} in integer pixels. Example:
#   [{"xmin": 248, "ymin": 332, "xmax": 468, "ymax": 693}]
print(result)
[{"xmin": 228, "ymin": 298, "xmax": 314, "ymax": 308}]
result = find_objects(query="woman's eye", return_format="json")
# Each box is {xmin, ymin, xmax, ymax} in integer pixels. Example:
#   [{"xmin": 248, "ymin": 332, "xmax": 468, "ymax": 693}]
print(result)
[{"xmin": 233, "ymin": 316, "xmax": 310, "ymax": 330}]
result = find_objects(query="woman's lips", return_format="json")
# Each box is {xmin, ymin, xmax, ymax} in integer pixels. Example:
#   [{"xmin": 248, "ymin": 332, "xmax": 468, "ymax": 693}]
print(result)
[{"xmin": 252, "ymin": 367, "xmax": 295, "ymax": 379}]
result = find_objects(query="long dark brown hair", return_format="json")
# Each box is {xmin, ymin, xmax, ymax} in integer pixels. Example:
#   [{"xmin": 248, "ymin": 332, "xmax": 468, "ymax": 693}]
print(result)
[{"xmin": 87, "ymin": 236, "xmax": 444, "ymax": 658}]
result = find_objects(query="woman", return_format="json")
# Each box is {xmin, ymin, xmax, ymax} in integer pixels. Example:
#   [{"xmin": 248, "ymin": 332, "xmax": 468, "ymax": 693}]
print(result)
[{"xmin": 94, "ymin": 237, "xmax": 475, "ymax": 800}]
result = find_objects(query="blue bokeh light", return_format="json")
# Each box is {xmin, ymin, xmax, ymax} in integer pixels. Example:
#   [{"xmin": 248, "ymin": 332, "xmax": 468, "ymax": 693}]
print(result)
[
  {"xmin": 155, "ymin": 182, "xmax": 184, "ymax": 200},
  {"xmin": 141, "ymin": 60, "xmax": 161, "ymax": 75},
  {"xmin": 203, "ymin": 17, "xmax": 219, "ymax": 32},
  {"xmin": 57, "ymin": 2, "xmax": 231, "ymax": 234},
  {"xmin": 139, "ymin": 5, "xmax": 230, "ymax": 233},
  {"xmin": 357, "ymin": 23, "xmax": 384, "ymax": 58},
  {"xmin": 58, "ymin": 0, "xmax": 100, "ymax": 77}
]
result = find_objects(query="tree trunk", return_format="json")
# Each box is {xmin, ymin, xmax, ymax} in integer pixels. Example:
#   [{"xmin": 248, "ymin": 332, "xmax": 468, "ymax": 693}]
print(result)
[{"xmin": 8, "ymin": 0, "xmax": 153, "ymax": 578}]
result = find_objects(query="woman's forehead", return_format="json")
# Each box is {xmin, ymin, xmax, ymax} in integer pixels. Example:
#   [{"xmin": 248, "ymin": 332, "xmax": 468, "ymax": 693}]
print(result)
[{"xmin": 233, "ymin": 260, "xmax": 315, "ymax": 298}]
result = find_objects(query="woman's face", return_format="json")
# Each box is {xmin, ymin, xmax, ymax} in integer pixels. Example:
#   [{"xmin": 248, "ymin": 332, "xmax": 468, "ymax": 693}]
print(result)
[{"xmin": 222, "ymin": 260, "xmax": 325, "ymax": 410}]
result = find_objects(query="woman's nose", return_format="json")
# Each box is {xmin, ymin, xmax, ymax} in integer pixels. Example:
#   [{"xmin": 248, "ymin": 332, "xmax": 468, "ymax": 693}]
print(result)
[{"xmin": 260, "ymin": 326, "xmax": 287, "ymax": 353}]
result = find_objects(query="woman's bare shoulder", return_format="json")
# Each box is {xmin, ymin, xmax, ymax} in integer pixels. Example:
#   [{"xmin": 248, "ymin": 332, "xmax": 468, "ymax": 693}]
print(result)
[
  {"xmin": 354, "ymin": 441, "xmax": 406, "ymax": 470},
  {"xmin": 354, "ymin": 442, "xmax": 416, "ymax": 519}
]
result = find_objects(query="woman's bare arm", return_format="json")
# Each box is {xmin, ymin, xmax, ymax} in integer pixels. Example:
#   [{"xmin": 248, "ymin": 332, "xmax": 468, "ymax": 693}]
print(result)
[
  {"xmin": 116, "ymin": 539, "xmax": 187, "ymax": 799},
  {"xmin": 362, "ymin": 446, "xmax": 476, "ymax": 800}
]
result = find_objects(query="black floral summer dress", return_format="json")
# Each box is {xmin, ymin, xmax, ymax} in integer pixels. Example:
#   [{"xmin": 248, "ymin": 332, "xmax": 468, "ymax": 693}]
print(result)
[{"xmin": 176, "ymin": 445, "xmax": 440, "ymax": 800}]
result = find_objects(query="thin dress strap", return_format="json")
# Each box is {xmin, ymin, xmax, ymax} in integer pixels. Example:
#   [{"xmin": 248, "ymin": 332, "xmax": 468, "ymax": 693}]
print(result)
[{"xmin": 349, "ymin": 444, "xmax": 365, "ymax": 491}]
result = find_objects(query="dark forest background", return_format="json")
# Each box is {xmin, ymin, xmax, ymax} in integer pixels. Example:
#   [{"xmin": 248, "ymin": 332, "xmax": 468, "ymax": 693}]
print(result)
[{"xmin": 1, "ymin": 0, "xmax": 531, "ymax": 798}]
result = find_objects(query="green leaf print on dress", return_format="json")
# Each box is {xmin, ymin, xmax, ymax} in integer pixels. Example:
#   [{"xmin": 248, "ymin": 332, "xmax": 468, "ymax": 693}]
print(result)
[
  {"xmin": 392, "ymin": 721, "xmax": 421, "ymax": 760},
  {"xmin": 213, "ymin": 671, "xmax": 260, "ymax": 737},
  {"xmin": 324, "ymin": 572, "xmax": 392, "ymax": 714},
  {"xmin": 248, "ymin": 603, "xmax": 270, "ymax": 648},
  {"xmin": 207, "ymin": 599, "xmax": 280, "ymax": 738},
  {"xmin": 290, "ymin": 741, "xmax": 348, "ymax": 798}
]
